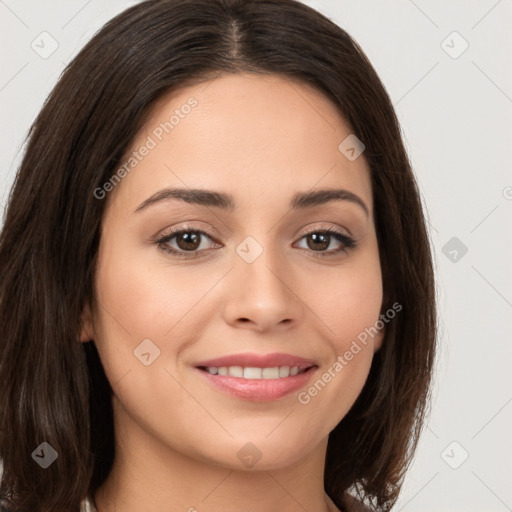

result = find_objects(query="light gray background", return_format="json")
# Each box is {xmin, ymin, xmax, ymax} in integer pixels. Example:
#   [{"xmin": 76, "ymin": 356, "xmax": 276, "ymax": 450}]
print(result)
[{"xmin": 1, "ymin": 1, "xmax": 511, "ymax": 511}]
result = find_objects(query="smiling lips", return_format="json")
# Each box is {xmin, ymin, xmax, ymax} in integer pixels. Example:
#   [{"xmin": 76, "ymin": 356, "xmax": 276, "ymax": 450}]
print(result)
[{"xmin": 195, "ymin": 352, "xmax": 318, "ymax": 401}]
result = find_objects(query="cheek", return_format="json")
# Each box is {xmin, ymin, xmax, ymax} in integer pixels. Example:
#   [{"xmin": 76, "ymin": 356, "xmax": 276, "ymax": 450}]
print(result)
[
  {"xmin": 292, "ymin": 251, "xmax": 383, "ymax": 429},
  {"xmin": 90, "ymin": 245, "xmax": 221, "ymax": 446},
  {"xmin": 93, "ymin": 235, "xmax": 219, "ymax": 344},
  {"xmin": 307, "ymin": 250, "xmax": 383, "ymax": 352},
  {"xmin": 90, "ymin": 234, "xmax": 205, "ymax": 385}
]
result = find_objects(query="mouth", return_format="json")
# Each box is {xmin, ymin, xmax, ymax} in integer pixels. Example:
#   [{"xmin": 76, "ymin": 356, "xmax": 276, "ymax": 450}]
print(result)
[
  {"xmin": 193, "ymin": 352, "xmax": 318, "ymax": 401},
  {"xmin": 197, "ymin": 365, "xmax": 313, "ymax": 379}
]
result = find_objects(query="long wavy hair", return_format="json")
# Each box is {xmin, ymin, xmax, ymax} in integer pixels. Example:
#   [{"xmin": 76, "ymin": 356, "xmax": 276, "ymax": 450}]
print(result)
[{"xmin": 0, "ymin": 1, "xmax": 437, "ymax": 510}]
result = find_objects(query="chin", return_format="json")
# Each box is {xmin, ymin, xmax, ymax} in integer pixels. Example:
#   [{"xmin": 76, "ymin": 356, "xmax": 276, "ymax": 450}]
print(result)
[{"xmin": 190, "ymin": 431, "xmax": 323, "ymax": 472}]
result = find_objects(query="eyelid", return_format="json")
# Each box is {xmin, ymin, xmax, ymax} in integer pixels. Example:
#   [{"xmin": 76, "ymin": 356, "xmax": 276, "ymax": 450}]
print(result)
[
  {"xmin": 296, "ymin": 222, "xmax": 353, "ymax": 239},
  {"xmin": 156, "ymin": 221, "xmax": 353, "ymax": 240},
  {"xmin": 155, "ymin": 223, "xmax": 218, "ymax": 241}
]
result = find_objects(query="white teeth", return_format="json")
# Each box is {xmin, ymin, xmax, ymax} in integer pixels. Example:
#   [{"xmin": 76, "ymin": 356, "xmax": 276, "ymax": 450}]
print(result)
[
  {"xmin": 203, "ymin": 365, "xmax": 304, "ymax": 379},
  {"xmin": 261, "ymin": 367, "xmax": 279, "ymax": 379},
  {"xmin": 228, "ymin": 366, "xmax": 244, "ymax": 378},
  {"xmin": 279, "ymin": 365, "xmax": 290, "ymax": 378},
  {"xmin": 244, "ymin": 367, "xmax": 262, "ymax": 379}
]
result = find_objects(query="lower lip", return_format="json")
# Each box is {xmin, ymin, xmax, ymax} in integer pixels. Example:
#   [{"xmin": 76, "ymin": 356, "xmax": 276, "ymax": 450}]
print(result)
[{"xmin": 196, "ymin": 367, "xmax": 317, "ymax": 401}]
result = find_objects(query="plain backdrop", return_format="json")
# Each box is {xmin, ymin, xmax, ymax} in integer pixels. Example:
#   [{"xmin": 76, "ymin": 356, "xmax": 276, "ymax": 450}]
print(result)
[{"xmin": 1, "ymin": 1, "xmax": 511, "ymax": 511}]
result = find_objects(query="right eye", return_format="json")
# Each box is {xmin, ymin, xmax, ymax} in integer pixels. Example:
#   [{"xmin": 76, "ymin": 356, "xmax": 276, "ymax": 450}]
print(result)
[{"xmin": 155, "ymin": 227, "xmax": 221, "ymax": 258}]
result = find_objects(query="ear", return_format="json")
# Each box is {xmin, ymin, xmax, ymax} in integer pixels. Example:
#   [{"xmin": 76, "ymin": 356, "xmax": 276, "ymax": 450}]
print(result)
[{"xmin": 79, "ymin": 300, "xmax": 95, "ymax": 343}]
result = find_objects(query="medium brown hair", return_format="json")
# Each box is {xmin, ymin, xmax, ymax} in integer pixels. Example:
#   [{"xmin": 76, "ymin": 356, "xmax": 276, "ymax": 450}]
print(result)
[{"xmin": 0, "ymin": 1, "xmax": 437, "ymax": 510}]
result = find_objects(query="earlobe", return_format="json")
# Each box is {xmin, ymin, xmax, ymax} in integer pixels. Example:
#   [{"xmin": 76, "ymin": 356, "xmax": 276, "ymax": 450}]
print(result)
[{"xmin": 79, "ymin": 301, "xmax": 95, "ymax": 342}]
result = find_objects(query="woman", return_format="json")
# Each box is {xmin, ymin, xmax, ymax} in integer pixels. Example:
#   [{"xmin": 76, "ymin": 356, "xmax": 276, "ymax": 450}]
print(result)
[{"xmin": 0, "ymin": 1, "xmax": 437, "ymax": 511}]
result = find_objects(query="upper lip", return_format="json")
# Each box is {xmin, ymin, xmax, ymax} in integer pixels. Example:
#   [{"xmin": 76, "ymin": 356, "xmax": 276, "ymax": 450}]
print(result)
[{"xmin": 194, "ymin": 352, "xmax": 317, "ymax": 370}]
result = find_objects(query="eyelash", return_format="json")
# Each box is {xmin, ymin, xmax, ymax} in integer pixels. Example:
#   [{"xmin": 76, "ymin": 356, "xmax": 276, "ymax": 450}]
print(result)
[{"xmin": 154, "ymin": 225, "xmax": 357, "ymax": 259}]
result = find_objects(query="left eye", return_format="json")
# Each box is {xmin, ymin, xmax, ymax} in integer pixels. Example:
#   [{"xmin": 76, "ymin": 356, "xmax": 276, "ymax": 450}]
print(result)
[
  {"xmin": 157, "ymin": 229, "xmax": 219, "ymax": 256},
  {"xmin": 295, "ymin": 228, "xmax": 356, "ymax": 254},
  {"xmin": 155, "ymin": 227, "xmax": 356, "ymax": 258}
]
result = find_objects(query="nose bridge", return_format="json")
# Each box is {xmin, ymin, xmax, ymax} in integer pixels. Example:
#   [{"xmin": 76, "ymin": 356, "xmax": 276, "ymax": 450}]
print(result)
[
  {"xmin": 236, "ymin": 233, "xmax": 290, "ymax": 297},
  {"xmin": 223, "ymin": 233, "xmax": 301, "ymax": 329}
]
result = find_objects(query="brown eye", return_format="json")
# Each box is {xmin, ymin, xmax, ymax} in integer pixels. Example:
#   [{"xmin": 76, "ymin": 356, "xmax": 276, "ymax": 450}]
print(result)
[
  {"xmin": 174, "ymin": 231, "xmax": 202, "ymax": 251},
  {"xmin": 156, "ymin": 228, "xmax": 220, "ymax": 258},
  {"xmin": 305, "ymin": 232, "xmax": 330, "ymax": 251},
  {"xmin": 295, "ymin": 228, "xmax": 356, "ymax": 256}
]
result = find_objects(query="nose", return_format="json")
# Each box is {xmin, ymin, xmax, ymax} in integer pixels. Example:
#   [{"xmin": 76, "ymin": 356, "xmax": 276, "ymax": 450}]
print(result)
[{"xmin": 221, "ymin": 244, "xmax": 303, "ymax": 332}]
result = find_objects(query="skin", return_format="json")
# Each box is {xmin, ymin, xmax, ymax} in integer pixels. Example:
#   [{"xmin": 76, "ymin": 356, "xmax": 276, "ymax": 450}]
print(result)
[{"xmin": 81, "ymin": 72, "xmax": 384, "ymax": 512}]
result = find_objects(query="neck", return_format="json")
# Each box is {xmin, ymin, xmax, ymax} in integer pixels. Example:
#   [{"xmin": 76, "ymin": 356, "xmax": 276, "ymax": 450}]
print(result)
[{"xmin": 93, "ymin": 401, "xmax": 338, "ymax": 512}]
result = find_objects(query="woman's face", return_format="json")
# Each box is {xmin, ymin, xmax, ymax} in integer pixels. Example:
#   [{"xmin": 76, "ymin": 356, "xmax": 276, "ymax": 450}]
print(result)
[{"xmin": 82, "ymin": 72, "xmax": 383, "ymax": 470}]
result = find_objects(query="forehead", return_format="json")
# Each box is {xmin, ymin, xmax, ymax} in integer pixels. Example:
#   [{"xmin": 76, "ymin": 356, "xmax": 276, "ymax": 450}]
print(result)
[{"xmin": 108, "ymin": 72, "xmax": 372, "ymax": 214}]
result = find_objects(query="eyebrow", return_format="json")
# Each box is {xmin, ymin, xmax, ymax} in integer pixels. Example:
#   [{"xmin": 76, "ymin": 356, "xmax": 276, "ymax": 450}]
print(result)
[{"xmin": 133, "ymin": 187, "xmax": 369, "ymax": 217}]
